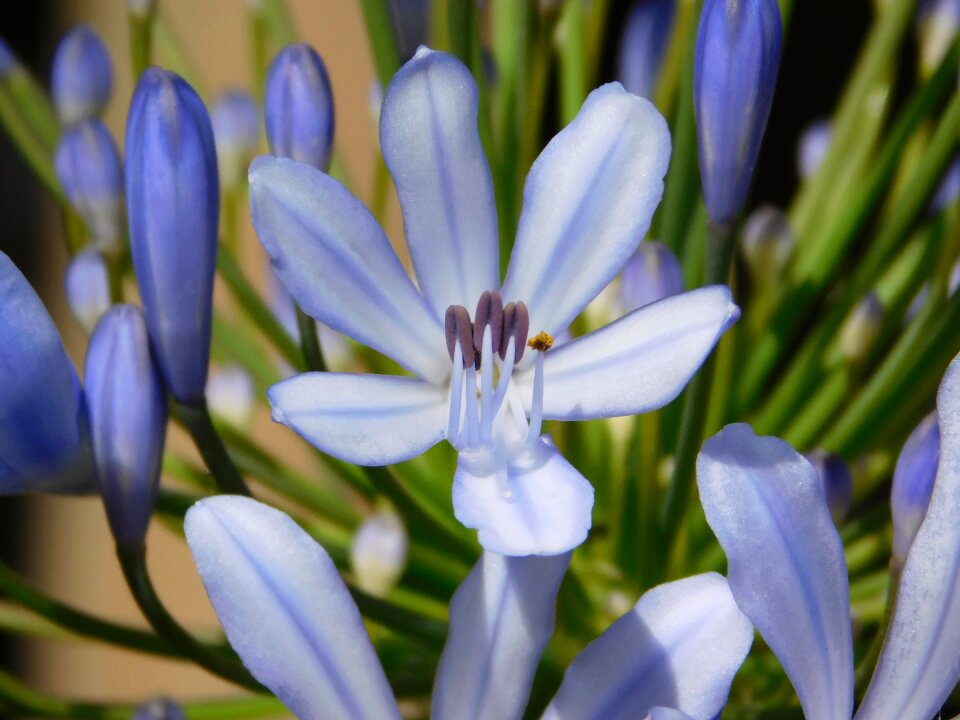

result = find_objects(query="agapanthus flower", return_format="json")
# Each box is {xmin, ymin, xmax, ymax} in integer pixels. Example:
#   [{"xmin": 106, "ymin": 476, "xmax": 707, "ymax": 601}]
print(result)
[
  {"xmin": 696, "ymin": 352, "xmax": 960, "ymax": 719},
  {"xmin": 250, "ymin": 48, "xmax": 739, "ymax": 556},
  {"xmin": 185, "ymin": 494, "xmax": 753, "ymax": 720}
]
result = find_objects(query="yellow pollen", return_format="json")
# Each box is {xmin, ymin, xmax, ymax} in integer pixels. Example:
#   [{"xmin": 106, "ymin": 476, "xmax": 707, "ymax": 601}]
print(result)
[{"xmin": 527, "ymin": 331, "xmax": 553, "ymax": 352}]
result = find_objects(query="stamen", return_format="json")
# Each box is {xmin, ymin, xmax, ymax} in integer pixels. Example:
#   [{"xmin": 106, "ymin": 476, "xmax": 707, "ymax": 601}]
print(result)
[
  {"xmin": 492, "ymin": 336, "xmax": 515, "ymax": 414},
  {"xmin": 464, "ymin": 364, "xmax": 480, "ymax": 448},
  {"xmin": 527, "ymin": 331, "xmax": 553, "ymax": 352},
  {"xmin": 444, "ymin": 305, "xmax": 474, "ymax": 368},
  {"xmin": 480, "ymin": 325, "xmax": 494, "ymax": 443},
  {"xmin": 447, "ymin": 338, "xmax": 465, "ymax": 446},
  {"xmin": 495, "ymin": 469, "xmax": 513, "ymax": 500},
  {"xmin": 500, "ymin": 301, "xmax": 530, "ymax": 363},
  {"xmin": 526, "ymin": 346, "xmax": 546, "ymax": 446},
  {"xmin": 473, "ymin": 291, "xmax": 504, "ymax": 355}
]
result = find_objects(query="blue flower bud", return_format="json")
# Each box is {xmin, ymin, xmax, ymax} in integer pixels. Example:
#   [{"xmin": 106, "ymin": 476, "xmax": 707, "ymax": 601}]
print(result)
[
  {"xmin": 65, "ymin": 249, "xmax": 111, "ymax": 332},
  {"xmin": 0, "ymin": 38, "xmax": 19, "ymax": 77},
  {"xmin": 892, "ymin": 413, "xmax": 940, "ymax": 563},
  {"xmin": 694, "ymin": 0, "xmax": 782, "ymax": 225},
  {"xmin": 796, "ymin": 118, "xmax": 832, "ymax": 180},
  {"xmin": 55, "ymin": 119, "xmax": 125, "ymax": 253},
  {"xmin": 132, "ymin": 699, "xmax": 186, "ymax": 720},
  {"xmin": 617, "ymin": 0, "xmax": 676, "ymax": 101},
  {"xmin": 741, "ymin": 205, "xmax": 793, "ymax": 279},
  {"xmin": 620, "ymin": 241, "xmax": 684, "ymax": 311},
  {"xmin": 264, "ymin": 44, "xmax": 335, "ymax": 171},
  {"xmin": 0, "ymin": 252, "xmax": 93, "ymax": 494},
  {"xmin": 51, "ymin": 25, "xmax": 113, "ymax": 126},
  {"xmin": 126, "ymin": 68, "xmax": 219, "ymax": 404},
  {"xmin": 805, "ymin": 450, "xmax": 853, "ymax": 525},
  {"xmin": 212, "ymin": 90, "xmax": 260, "ymax": 191},
  {"xmin": 839, "ymin": 291, "xmax": 884, "ymax": 363},
  {"xmin": 85, "ymin": 304, "xmax": 166, "ymax": 550},
  {"xmin": 350, "ymin": 510, "xmax": 408, "ymax": 597},
  {"xmin": 931, "ymin": 157, "xmax": 959, "ymax": 213},
  {"xmin": 207, "ymin": 364, "xmax": 255, "ymax": 428},
  {"xmin": 918, "ymin": 0, "xmax": 960, "ymax": 77},
  {"xmin": 127, "ymin": 0, "xmax": 157, "ymax": 19}
]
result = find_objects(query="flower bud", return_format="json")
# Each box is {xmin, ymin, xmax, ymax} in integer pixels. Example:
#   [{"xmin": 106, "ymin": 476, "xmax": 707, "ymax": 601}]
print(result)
[
  {"xmin": 796, "ymin": 118, "xmax": 832, "ymax": 180},
  {"xmin": 839, "ymin": 292, "xmax": 884, "ymax": 363},
  {"xmin": 0, "ymin": 38, "xmax": 18, "ymax": 77},
  {"xmin": 694, "ymin": 0, "xmax": 782, "ymax": 225},
  {"xmin": 207, "ymin": 364, "xmax": 255, "ymax": 428},
  {"xmin": 741, "ymin": 204, "xmax": 793, "ymax": 280},
  {"xmin": 212, "ymin": 90, "xmax": 260, "ymax": 191},
  {"xmin": 805, "ymin": 450, "xmax": 853, "ymax": 525},
  {"xmin": 55, "ymin": 119, "xmax": 125, "ymax": 253},
  {"xmin": 917, "ymin": 0, "xmax": 959, "ymax": 78},
  {"xmin": 65, "ymin": 249, "xmax": 111, "ymax": 332},
  {"xmin": 51, "ymin": 25, "xmax": 112, "ymax": 126},
  {"xmin": 127, "ymin": 0, "xmax": 157, "ymax": 19},
  {"xmin": 85, "ymin": 305, "xmax": 166, "ymax": 550},
  {"xmin": 350, "ymin": 510, "xmax": 408, "ymax": 597},
  {"xmin": 931, "ymin": 158, "xmax": 959, "ymax": 214},
  {"xmin": 132, "ymin": 699, "xmax": 186, "ymax": 720},
  {"xmin": 0, "ymin": 251, "xmax": 94, "ymax": 494},
  {"xmin": 264, "ymin": 44, "xmax": 335, "ymax": 171},
  {"xmin": 891, "ymin": 413, "xmax": 940, "ymax": 563},
  {"xmin": 126, "ymin": 68, "xmax": 219, "ymax": 404},
  {"xmin": 617, "ymin": 0, "xmax": 676, "ymax": 101},
  {"xmin": 620, "ymin": 241, "xmax": 684, "ymax": 311}
]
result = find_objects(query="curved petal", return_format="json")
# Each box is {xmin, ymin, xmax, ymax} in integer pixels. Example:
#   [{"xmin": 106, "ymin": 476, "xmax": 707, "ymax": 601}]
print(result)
[
  {"xmin": 432, "ymin": 551, "xmax": 570, "ymax": 720},
  {"xmin": 268, "ymin": 372, "xmax": 448, "ymax": 466},
  {"xmin": 249, "ymin": 155, "xmax": 447, "ymax": 380},
  {"xmin": 185, "ymin": 496, "xmax": 400, "ymax": 720},
  {"xmin": 646, "ymin": 709, "xmax": 697, "ymax": 720},
  {"xmin": 501, "ymin": 82, "xmax": 671, "ymax": 338},
  {"xmin": 380, "ymin": 48, "xmax": 499, "ymax": 317},
  {"xmin": 542, "ymin": 573, "xmax": 753, "ymax": 720},
  {"xmin": 856, "ymin": 356, "xmax": 960, "ymax": 720},
  {"xmin": 452, "ymin": 438, "xmax": 594, "ymax": 556},
  {"xmin": 513, "ymin": 286, "xmax": 739, "ymax": 420},
  {"xmin": 696, "ymin": 424, "xmax": 853, "ymax": 720}
]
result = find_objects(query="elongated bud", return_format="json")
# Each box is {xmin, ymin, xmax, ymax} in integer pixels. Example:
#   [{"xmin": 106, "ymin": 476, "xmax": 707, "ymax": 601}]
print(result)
[
  {"xmin": 694, "ymin": 0, "xmax": 782, "ymax": 225},
  {"xmin": 796, "ymin": 119, "xmax": 832, "ymax": 180},
  {"xmin": 805, "ymin": 450, "xmax": 853, "ymax": 525},
  {"xmin": 132, "ymin": 699, "xmax": 185, "ymax": 720},
  {"xmin": 620, "ymin": 241, "xmax": 684, "ymax": 311},
  {"xmin": 0, "ymin": 252, "xmax": 93, "ymax": 494},
  {"xmin": 917, "ymin": 0, "xmax": 959, "ymax": 78},
  {"xmin": 85, "ymin": 305, "xmax": 166, "ymax": 550},
  {"xmin": 212, "ymin": 90, "xmax": 260, "ymax": 191},
  {"xmin": 65, "ymin": 249, "xmax": 111, "ymax": 332},
  {"xmin": 839, "ymin": 292, "xmax": 884, "ymax": 363},
  {"xmin": 51, "ymin": 25, "xmax": 112, "ymax": 126},
  {"xmin": 207, "ymin": 364, "xmax": 255, "ymax": 428},
  {"xmin": 350, "ymin": 510, "xmax": 409, "ymax": 597},
  {"xmin": 892, "ymin": 413, "xmax": 940, "ymax": 563},
  {"xmin": 264, "ymin": 44, "xmax": 334, "ymax": 171},
  {"xmin": 126, "ymin": 68, "xmax": 219, "ymax": 404},
  {"xmin": 741, "ymin": 205, "xmax": 793, "ymax": 280},
  {"xmin": 617, "ymin": 0, "xmax": 676, "ymax": 101},
  {"xmin": 55, "ymin": 119, "xmax": 124, "ymax": 253}
]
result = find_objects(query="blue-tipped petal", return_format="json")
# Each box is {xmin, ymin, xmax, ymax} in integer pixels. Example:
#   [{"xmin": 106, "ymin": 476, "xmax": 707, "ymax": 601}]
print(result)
[
  {"xmin": 501, "ymin": 83, "xmax": 671, "ymax": 339},
  {"xmin": 126, "ymin": 68, "xmax": 219, "ymax": 404},
  {"xmin": 51, "ymin": 25, "xmax": 112, "ymax": 125},
  {"xmin": 185, "ymin": 496, "xmax": 401, "ymax": 720},
  {"xmin": 268, "ymin": 372, "xmax": 448, "ymax": 465},
  {"xmin": 85, "ymin": 305, "xmax": 166, "ymax": 549},
  {"xmin": 0, "ymin": 252, "xmax": 93, "ymax": 494},
  {"xmin": 212, "ymin": 90, "xmax": 260, "ymax": 191},
  {"xmin": 542, "ymin": 573, "xmax": 753, "ymax": 720},
  {"xmin": 65, "ymin": 249, "xmax": 111, "ymax": 333},
  {"xmin": 620, "ymin": 241, "xmax": 685, "ymax": 312},
  {"xmin": 380, "ymin": 48, "xmax": 499, "ymax": 318},
  {"xmin": 855, "ymin": 356, "xmax": 960, "ymax": 720},
  {"xmin": 264, "ymin": 44, "xmax": 334, "ymax": 172},
  {"xmin": 890, "ymin": 412, "xmax": 940, "ymax": 562},
  {"xmin": 249, "ymin": 155, "xmax": 448, "ymax": 380},
  {"xmin": 54, "ymin": 119, "xmax": 125, "ymax": 254},
  {"xmin": 617, "ymin": 0, "xmax": 676, "ymax": 100},
  {"xmin": 697, "ymin": 424, "xmax": 853, "ymax": 720},
  {"xmin": 432, "ymin": 551, "xmax": 570, "ymax": 720},
  {"xmin": 452, "ymin": 438, "xmax": 594, "ymax": 556},
  {"xmin": 514, "ymin": 286, "xmax": 739, "ymax": 421}
]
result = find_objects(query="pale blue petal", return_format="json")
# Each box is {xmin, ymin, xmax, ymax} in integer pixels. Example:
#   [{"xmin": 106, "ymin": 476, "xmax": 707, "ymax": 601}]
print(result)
[
  {"xmin": 645, "ymin": 709, "xmax": 697, "ymax": 720},
  {"xmin": 697, "ymin": 424, "xmax": 853, "ymax": 720},
  {"xmin": 855, "ymin": 356, "xmax": 960, "ymax": 720},
  {"xmin": 513, "ymin": 286, "xmax": 739, "ymax": 420},
  {"xmin": 185, "ymin": 496, "xmax": 401, "ymax": 720},
  {"xmin": 501, "ymin": 83, "xmax": 670, "ymax": 339},
  {"xmin": 452, "ymin": 438, "xmax": 594, "ymax": 556},
  {"xmin": 380, "ymin": 48, "xmax": 498, "ymax": 318},
  {"xmin": 542, "ymin": 573, "xmax": 752, "ymax": 720},
  {"xmin": 431, "ymin": 551, "xmax": 570, "ymax": 720},
  {"xmin": 268, "ymin": 372, "xmax": 448, "ymax": 465},
  {"xmin": 249, "ymin": 155, "xmax": 448, "ymax": 380}
]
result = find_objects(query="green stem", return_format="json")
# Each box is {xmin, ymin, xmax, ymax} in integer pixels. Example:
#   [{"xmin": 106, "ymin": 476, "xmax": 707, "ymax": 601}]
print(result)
[
  {"xmin": 173, "ymin": 397, "xmax": 253, "ymax": 496},
  {"xmin": 360, "ymin": 0, "xmax": 401, "ymax": 87},
  {"xmin": 349, "ymin": 584, "xmax": 448, "ymax": 649},
  {"xmin": 296, "ymin": 305, "xmax": 327, "ymax": 372},
  {"xmin": 116, "ymin": 545, "xmax": 263, "ymax": 692},
  {"xmin": 128, "ymin": 10, "xmax": 154, "ymax": 80},
  {"xmin": 557, "ymin": 0, "xmax": 586, "ymax": 124},
  {"xmin": 0, "ymin": 75, "xmax": 63, "ymax": 202}
]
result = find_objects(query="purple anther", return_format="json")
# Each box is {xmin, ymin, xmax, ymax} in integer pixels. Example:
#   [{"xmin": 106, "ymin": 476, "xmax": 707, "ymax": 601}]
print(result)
[
  {"xmin": 473, "ymin": 290, "xmax": 504, "ymax": 355},
  {"xmin": 445, "ymin": 304, "xmax": 474, "ymax": 368},
  {"xmin": 500, "ymin": 301, "xmax": 530, "ymax": 363}
]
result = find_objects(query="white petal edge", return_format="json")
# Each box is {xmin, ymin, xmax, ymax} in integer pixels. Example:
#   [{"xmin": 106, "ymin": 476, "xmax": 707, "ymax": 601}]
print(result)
[
  {"xmin": 542, "ymin": 572, "xmax": 753, "ymax": 720},
  {"xmin": 380, "ymin": 48, "xmax": 499, "ymax": 318},
  {"xmin": 856, "ymin": 355, "xmax": 960, "ymax": 720},
  {"xmin": 268, "ymin": 372, "xmax": 448, "ymax": 466},
  {"xmin": 501, "ymin": 82, "xmax": 671, "ymax": 339},
  {"xmin": 432, "ymin": 551, "xmax": 570, "ymax": 720},
  {"xmin": 697, "ymin": 424, "xmax": 853, "ymax": 720},
  {"xmin": 249, "ymin": 155, "xmax": 448, "ymax": 380},
  {"xmin": 452, "ymin": 438, "xmax": 594, "ymax": 556},
  {"xmin": 514, "ymin": 286, "xmax": 739, "ymax": 420},
  {"xmin": 184, "ymin": 496, "xmax": 400, "ymax": 720}
]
